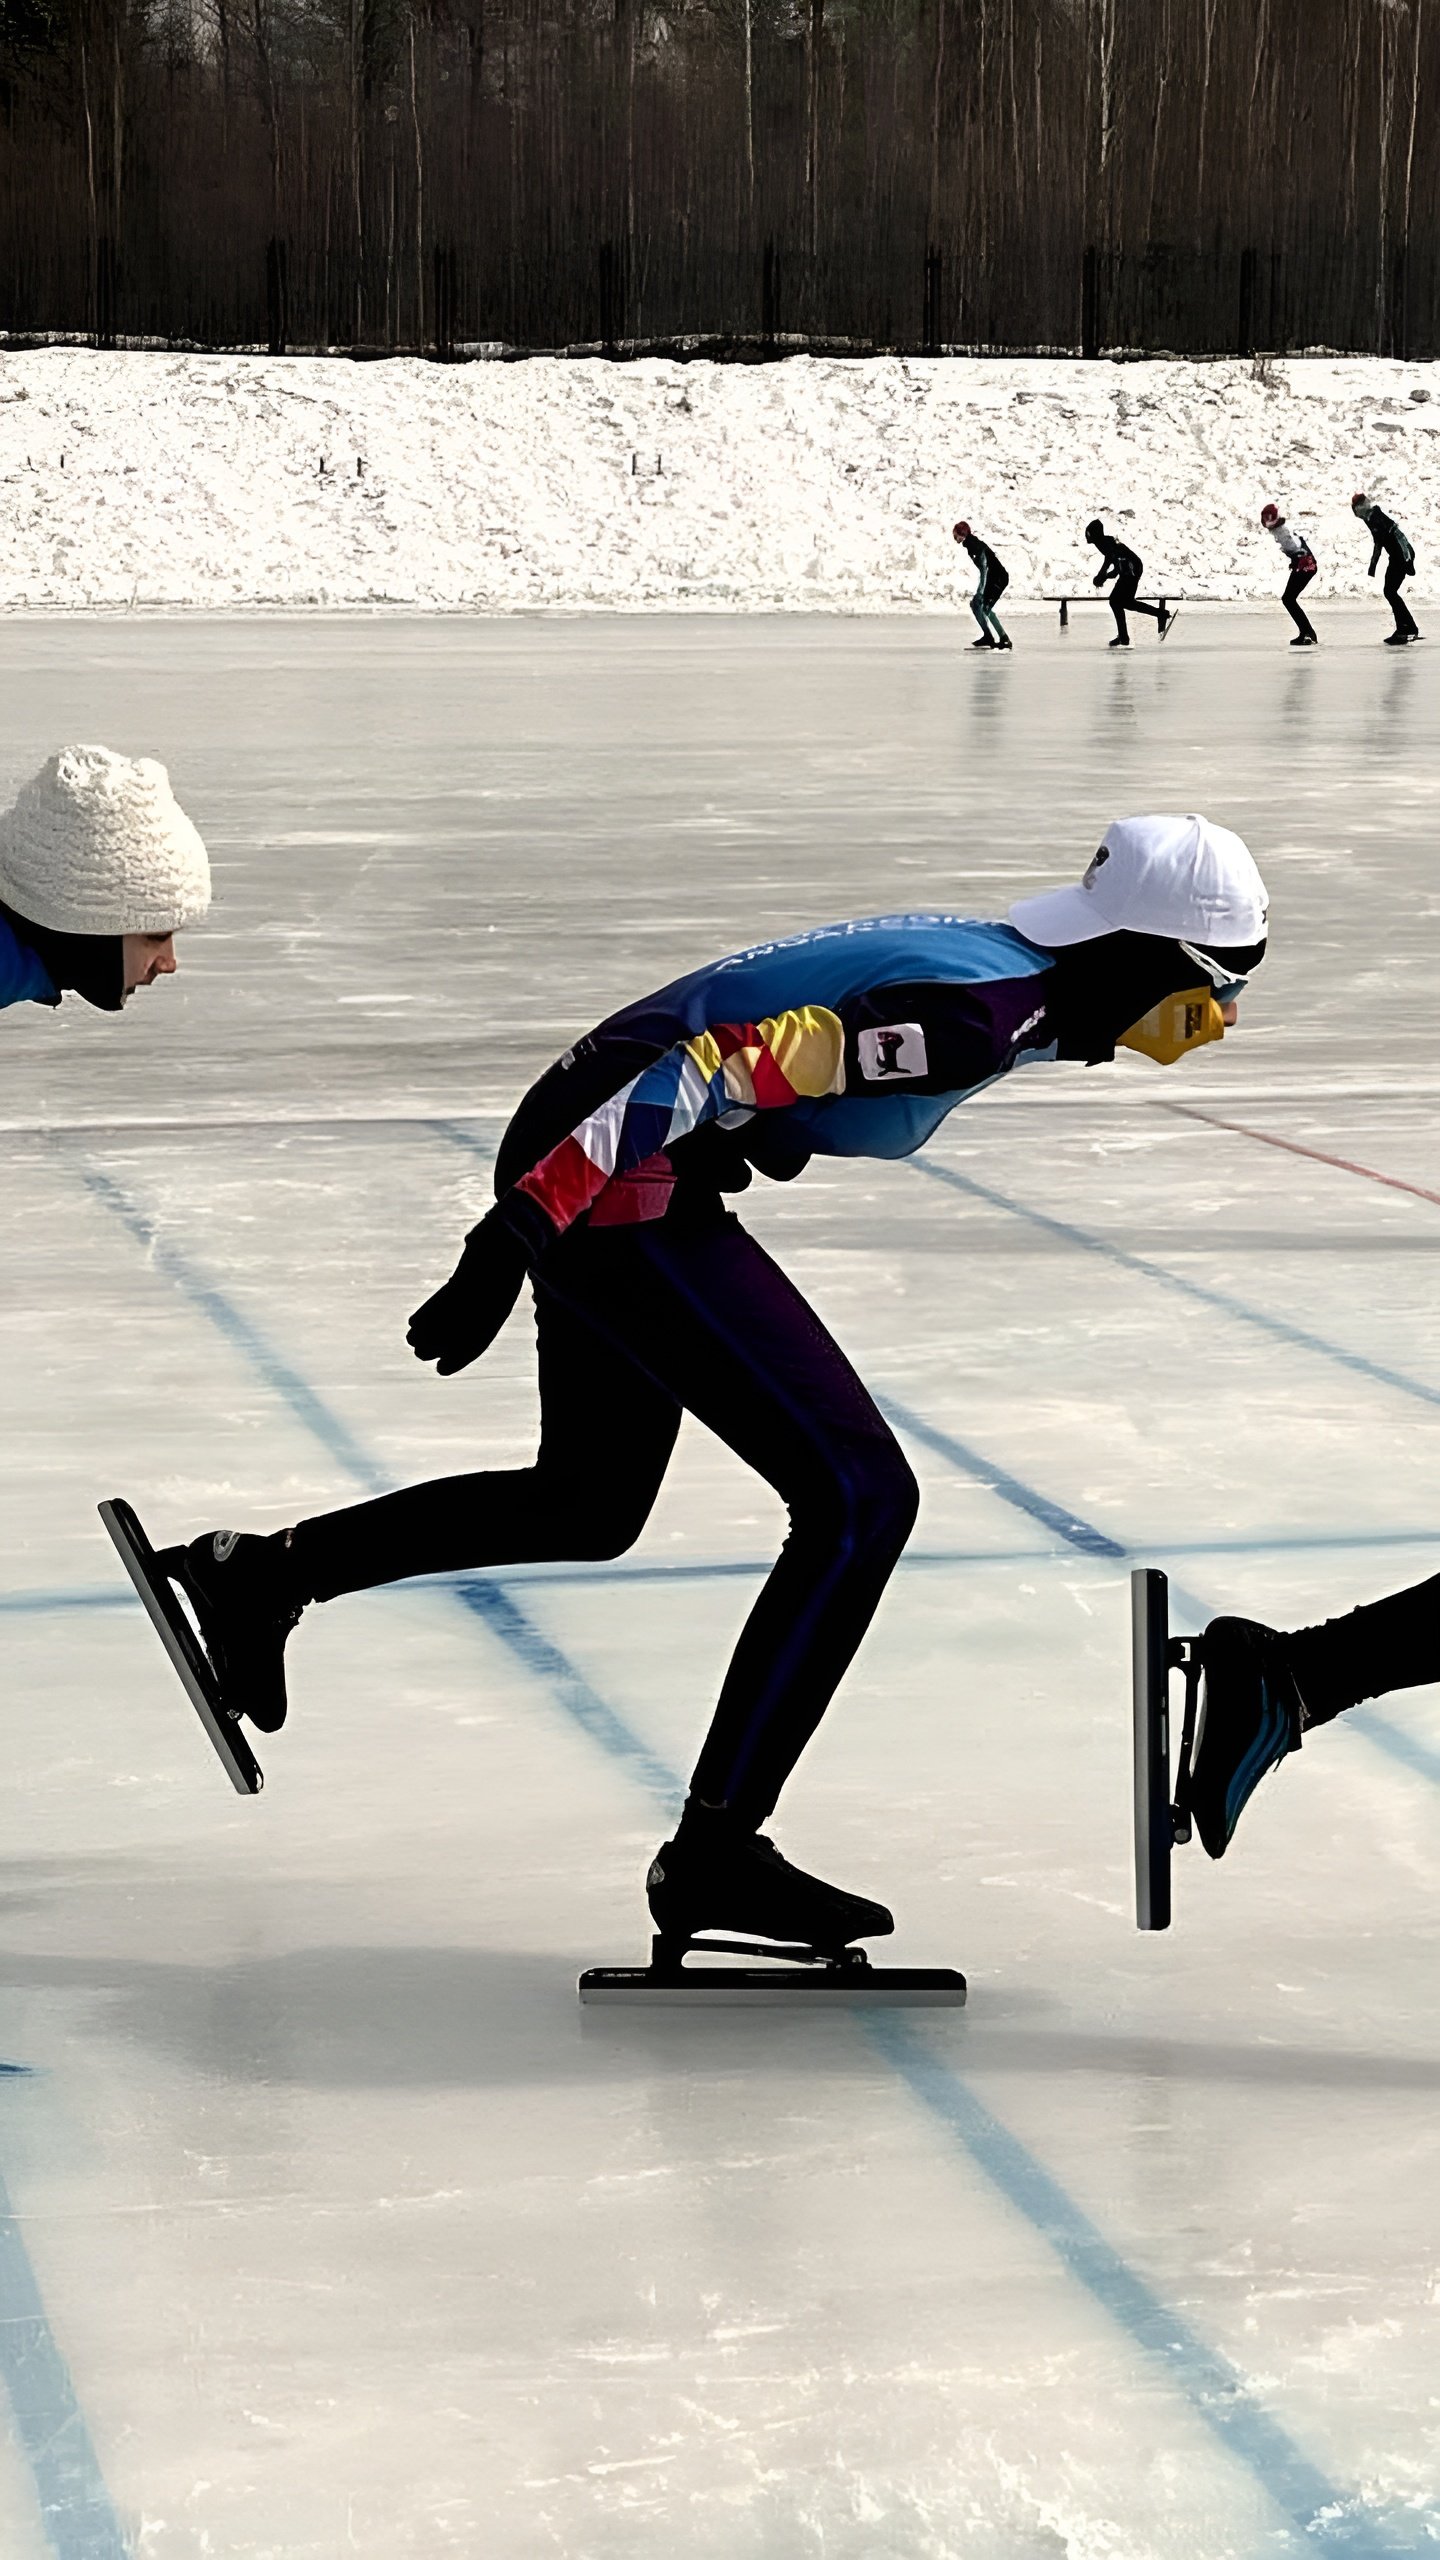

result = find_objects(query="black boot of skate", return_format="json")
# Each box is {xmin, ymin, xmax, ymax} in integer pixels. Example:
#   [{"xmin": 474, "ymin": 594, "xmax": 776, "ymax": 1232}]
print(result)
[
  {"xmin": 1184, "ymin": 1616, "xmax": 1306, "ymax": 1860},
  {"xmin": 646, "ymin": 1803, "xmax": 894, "ymax": 1959},
  {"xmin": 177, "ymin": 1531, "xmax": 306, "ymax": 1733}
]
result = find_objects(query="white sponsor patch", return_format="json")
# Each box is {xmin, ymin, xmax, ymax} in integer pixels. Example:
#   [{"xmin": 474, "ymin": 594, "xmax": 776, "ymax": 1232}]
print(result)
[{"xmin": 857, "ymin": 1022, "xmax": 928, "ymax": 1082}]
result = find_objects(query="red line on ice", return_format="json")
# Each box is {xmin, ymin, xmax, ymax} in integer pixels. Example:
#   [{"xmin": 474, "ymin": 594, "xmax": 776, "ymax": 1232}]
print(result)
[{"xmin": 1171, "ymin": 1105, "xmax": 1440, "ymax": 1209}]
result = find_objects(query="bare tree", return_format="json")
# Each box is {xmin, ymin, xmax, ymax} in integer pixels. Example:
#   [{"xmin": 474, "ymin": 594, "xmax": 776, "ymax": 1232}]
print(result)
[{"xmin": 0, "ymin": 0, "xmax": 1436, "ymax": 358}]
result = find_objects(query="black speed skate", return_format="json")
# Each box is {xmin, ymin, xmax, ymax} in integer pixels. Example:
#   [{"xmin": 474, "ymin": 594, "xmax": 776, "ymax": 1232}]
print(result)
[
  {"xmin": 647, "ymin": 1810, "xmax": 895, "ymax": 1958},
  {"xmin": 176, "ymin": 1528, "xmax": 301, "ymax": 1733},
  {"xmin": 1184, "ymin": 1616, "xmax": 1305, "ymax": 1861},
  {"xmin": 579, "ymin": 1806, "xmax": 966, "ymax": 2006},
  {"xmin": 99, "ymin": 1499, "xmax": 303, "ymax": 1795},
  {"xmin": 1132, "ymin": 1569, "xmax": 1309, "ymax": 1929}
]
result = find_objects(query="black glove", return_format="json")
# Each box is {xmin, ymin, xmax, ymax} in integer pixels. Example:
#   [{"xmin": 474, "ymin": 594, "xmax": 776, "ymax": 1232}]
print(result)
[
  {"xmin": 407, "ymin": 1212, "xmax": 531, "ymax": 1376},
  {"xmin": 671, "ymin": 1117, "xmax": 754, "ymax": 1193}
]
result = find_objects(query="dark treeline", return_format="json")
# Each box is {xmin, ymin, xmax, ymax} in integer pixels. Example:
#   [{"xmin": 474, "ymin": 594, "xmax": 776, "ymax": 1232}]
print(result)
[{"xmin": 1, "ymin": 0, "xmax": 1437, "ymax": 357}]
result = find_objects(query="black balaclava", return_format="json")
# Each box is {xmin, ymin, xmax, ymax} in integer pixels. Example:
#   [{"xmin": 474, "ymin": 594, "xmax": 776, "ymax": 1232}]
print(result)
[
  {"xmin": 1045, "ymin": 928, "xmax": 1266, "ymax": 1066},
  {"xmin": 0, "ymin": 898, "xmax": 125, "ymax": 1012}
]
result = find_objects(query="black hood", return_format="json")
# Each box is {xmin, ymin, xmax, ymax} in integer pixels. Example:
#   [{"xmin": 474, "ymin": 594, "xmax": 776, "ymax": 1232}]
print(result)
[
  {"xmin": 0, "ymin": 900, "xmax": 125, "ymax": 1012},
  {"xmin": 1045, "ymin": 929, "xmax": 1266, "ymax": 1065}
]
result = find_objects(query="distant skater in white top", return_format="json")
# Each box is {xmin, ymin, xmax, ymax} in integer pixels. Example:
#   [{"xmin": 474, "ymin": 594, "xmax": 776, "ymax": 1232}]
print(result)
[{"xmin": 1259, "ymin": 504, "xmax": 1318, "ymax": 645}]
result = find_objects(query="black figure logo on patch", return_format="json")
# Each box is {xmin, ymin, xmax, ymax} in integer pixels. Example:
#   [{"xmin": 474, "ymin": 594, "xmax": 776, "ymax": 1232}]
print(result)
[{"xmin": 857, "ymin": 1022, "xmax": 928, "ymax": 1083}]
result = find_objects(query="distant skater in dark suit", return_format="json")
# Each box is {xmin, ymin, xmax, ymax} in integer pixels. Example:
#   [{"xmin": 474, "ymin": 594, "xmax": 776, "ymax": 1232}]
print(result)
[
  {"xmin": 952, "ymin": 522, "xmax": 1012, "ymax": 650},
  {"xmin": 1085, "ymin": 519, "xmax": 1172, "ymax": 647},
  {"xmin": 1352, "ymin": 494, "xmax": 1421, "ymax": 644}
]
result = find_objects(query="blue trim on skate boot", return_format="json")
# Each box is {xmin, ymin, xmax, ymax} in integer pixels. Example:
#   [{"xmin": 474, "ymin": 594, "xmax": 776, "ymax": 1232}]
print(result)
[{"xmin": 1222, "ymin": 1686, "xmax": 1294, "ymax": 1846}]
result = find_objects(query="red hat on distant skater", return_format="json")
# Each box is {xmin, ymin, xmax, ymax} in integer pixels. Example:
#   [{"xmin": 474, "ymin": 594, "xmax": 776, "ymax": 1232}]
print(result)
[
  {"xmin": 953, "ymin": 520, "xmax": 971, "ymax": 541},
  {"xmin": 1260, "ymin": 502, "xmax": 1280, "ymax": 525}
]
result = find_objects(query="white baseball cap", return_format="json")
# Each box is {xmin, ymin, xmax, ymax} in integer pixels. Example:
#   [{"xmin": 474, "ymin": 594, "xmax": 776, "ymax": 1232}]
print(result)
[{"xmin": 1008, "ymin": 814, "xmax": 1268, "ymax": 953}]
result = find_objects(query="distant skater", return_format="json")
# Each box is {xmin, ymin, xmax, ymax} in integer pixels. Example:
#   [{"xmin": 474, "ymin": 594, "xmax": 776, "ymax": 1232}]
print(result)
[
  {"xmin": 952, "ymin": 522, "xmax": 1012, "ymax": 650},
  {"xmin": 1085, "ymin": 520, "xmax": 1172, "ymax": 647},
  {"xmin": 1352, "ymin": 493, "xmax": 1421, "ymax": 644},
  {"xmin": 1259, "ymin": 503, "xmax": 1318, "ymax": 645}
]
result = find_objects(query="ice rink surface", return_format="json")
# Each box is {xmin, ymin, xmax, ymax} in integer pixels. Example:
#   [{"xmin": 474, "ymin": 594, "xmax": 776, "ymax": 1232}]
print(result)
[{"xmin": 0, "ymin": 608, "xmax": 1437, "ymax": 2557}]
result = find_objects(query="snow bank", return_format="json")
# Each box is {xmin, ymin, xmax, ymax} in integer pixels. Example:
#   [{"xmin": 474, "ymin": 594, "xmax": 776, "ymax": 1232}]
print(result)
[{"xmin": 0, "ymin": 347, "xmax": 1435, "ymax": 610}]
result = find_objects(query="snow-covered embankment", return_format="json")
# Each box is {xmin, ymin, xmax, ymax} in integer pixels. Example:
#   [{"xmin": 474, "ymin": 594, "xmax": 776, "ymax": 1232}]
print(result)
[{"xmin": 0, "ymin": 348, "xmax": 1435, "ymax": 610}]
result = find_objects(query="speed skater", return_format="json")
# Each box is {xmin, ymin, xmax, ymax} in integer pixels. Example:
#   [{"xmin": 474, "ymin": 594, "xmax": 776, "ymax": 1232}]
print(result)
[{"xmin": 112, "ymin": 814, "xmax": 1269, "ymax": 1964}]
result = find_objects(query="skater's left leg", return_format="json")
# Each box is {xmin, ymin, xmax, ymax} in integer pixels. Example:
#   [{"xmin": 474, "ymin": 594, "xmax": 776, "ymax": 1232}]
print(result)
[
  {"xmin": 982, "ymin": 573, "xmax": 1011, "ymax": 648},
  {"xmin": 1282, "ymin": 566, "xmax": 1317, "ymax": 642},
  {"xmin": 969, "ymin": 581, "xmax": 997, "ymax": 646},
  {"xmin": 570, "ymin": 1216, "xmax": 918, "ymax": 1947},
  {"xmin": 559, "ymin": 1215, "xmax": 918, "ymax": 1824}
]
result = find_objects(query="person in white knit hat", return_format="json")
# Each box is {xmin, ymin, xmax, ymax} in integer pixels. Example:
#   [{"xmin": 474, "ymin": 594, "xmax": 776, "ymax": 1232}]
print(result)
[{"xmin": 0, "ymin": 743, "xmax": 210, "ymax": 1015}]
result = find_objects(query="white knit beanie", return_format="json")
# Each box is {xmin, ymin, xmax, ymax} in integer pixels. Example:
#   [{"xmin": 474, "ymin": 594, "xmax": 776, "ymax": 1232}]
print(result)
[{"xmin": 0, "ymin": 744, "xmax": 211, "ymax": 937}]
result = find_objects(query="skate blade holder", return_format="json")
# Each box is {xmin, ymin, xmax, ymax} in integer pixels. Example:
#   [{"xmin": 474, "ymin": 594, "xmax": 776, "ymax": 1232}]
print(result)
[
  {"xmin": 579, "ymin": 1934, "xmax": 967, "ymax": 2006},
  {"xmin": 1131, "ymin": 1567, "xmax": 1203, "ymax": 1931},
  {"xmin": 99, "ymin": 1498, "xmax": 263, "ymax": 1796}
]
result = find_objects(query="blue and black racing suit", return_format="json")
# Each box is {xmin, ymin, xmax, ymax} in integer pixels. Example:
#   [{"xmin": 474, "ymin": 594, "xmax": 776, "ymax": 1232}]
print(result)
[
  {"xmin": 1358, "ymin": 503, "xmax": 1420, "ymax": 640},
  {"xmin": 1090, "ymin": 531, "xmax": 1163, "ymax": 644},
  {"xmin": 290, "ymin": 912, "xmax": 1170, "ymax": 1822},
  {"xmin": 0, "ymin": 910, "xmax": 58, "ymax": 1011}
]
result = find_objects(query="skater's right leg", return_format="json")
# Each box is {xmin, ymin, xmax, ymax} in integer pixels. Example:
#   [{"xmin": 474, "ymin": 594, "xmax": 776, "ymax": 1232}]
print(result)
[
  {"xmin": 290, "ymin": 1293, "xmax": 679, "ymax": 1600},
  {"xmin": 185, "ymin": 1289, "xmax": 681, "ymax": 1726},
  {"xmin": 1107, "ymin": 572, "xmax": 1133, "ymax": 646},
  {"xmin": 969, "ymin": 583, "xmax": 996, "ymax": 647},
  {"xmin": 1116, "ymin": 570, "xmax": 1161, "ymax": 634}
]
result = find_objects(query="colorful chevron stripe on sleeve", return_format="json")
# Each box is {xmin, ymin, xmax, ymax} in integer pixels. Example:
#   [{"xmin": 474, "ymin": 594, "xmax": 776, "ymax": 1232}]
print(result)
[{"xmin": 514, "ymin": 1006, "xmax": 846, "ymax": 1239}]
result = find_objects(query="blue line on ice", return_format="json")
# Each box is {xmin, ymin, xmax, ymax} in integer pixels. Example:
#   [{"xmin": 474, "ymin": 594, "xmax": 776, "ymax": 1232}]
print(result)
[
  {"xmin": 71, "ymin": 1150, "xmax": 1425, "ymax": 2557},
  {"xmin": 0, "ymin": 2164, "xmax": 130, "ymax": 2560},
  {"xmin": 915, "ymin": 1158, "xmax": 1440, "ymax": 1413},
  {"xmin": 902, "ymin": 1159, "xmax": 1440, "ymax": 1785},
  {"xmin": 867, "ymin": 2018, "xmax": 1422, "ymax": 2560},
  {"xmin": 875, "ymin": 1405, "xmax": 1126, "ymax": 1557},
  {"xmin": 17, "ymin": 1518, "xmax": 1440, "ymax": 1620},
  {"xmin": 876, "ymin": 1397, "xmax": 1440, "ymax": 1790}
]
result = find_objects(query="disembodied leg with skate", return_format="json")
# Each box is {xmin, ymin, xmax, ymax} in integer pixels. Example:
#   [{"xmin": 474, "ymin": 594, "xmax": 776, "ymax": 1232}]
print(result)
[{"xmin": 1131, "ymin": 1563, "xmax": 1439, "ymax": 1927}]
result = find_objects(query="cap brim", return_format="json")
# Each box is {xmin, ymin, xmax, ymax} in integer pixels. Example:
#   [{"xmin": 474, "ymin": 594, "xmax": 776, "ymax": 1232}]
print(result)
[{"xmin": 1008, "ymin": 885, "xmax": 1117, "ymax": 949}]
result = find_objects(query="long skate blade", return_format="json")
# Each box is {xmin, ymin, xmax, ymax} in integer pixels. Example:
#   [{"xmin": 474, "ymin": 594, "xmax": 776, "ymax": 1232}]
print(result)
[
  {"xmin": 1131, "ymin": 1566, "xmax": 1170, "ymax": 1929},
  {"xmin": 578, "ymin": 1966, "xmax": 966, "ymax": 2007},
  {"xmin": 99, "ymin": 1499, "xmax": 263, "ymax": 1797}
]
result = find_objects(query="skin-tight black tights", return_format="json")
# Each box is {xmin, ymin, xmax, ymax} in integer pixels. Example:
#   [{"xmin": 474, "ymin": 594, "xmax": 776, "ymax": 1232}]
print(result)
[
  {"xmin": 1383, "ymin": 559, "xmax": 1420, "ymax": 639},
  {"xmin": 287, "ymin": 1206, "xmax": 919, "ymax": 1828},
  {"xmin": 1106, "ymin": 567, "xmax": 1163, "ymax": 643},
  {"xmin": 1281, "ymin": 565, "xmax": 1317, "ymax": 639}
]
